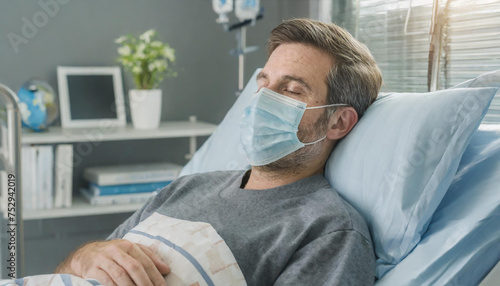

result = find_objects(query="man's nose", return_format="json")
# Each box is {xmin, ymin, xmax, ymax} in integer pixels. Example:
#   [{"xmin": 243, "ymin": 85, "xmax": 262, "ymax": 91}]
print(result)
[{"xmin": 261, "ymin": 82, "xmax": 280, "ymax": 94}]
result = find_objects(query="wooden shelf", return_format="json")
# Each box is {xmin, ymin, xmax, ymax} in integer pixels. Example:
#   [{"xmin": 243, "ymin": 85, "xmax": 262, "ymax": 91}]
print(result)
[
  {"xmin": 23, "ymin": 195, "xmax": 143, "ymax": 220},
  {"xmin": 21, "ymin": 121, "xmax": 218, "ymax": 144}
]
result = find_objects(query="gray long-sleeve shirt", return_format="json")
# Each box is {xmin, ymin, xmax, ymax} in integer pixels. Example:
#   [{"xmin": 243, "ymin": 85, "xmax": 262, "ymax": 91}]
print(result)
[{"xmin": 108, "ymin": 170, "xmax": 375, "ymax": 285}]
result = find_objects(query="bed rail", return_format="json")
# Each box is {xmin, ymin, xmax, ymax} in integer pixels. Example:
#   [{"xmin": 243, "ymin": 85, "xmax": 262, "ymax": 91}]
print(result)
[{"xmin": 0, "ymin": 84, "xmax": 24, "ymax": 278}]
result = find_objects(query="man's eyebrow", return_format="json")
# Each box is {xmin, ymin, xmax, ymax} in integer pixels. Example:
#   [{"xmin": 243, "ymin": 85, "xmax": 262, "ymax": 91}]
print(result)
[
  {"xmin": 282, "ymin": 75, "xmax": 312, "ymax": 92},
  {"xmin": 256, "ymin": 72, "xmax": 312, "ymax": 92},
  {"xmin": 256, "ymin": 71, "xmax": 267, "ymax": 81}
]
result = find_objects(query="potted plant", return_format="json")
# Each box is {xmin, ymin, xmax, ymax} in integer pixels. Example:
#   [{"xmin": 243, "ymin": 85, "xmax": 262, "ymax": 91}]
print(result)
[{"xmin": 116, "ymin": 29, "xmax": 176, "ymax": 129}]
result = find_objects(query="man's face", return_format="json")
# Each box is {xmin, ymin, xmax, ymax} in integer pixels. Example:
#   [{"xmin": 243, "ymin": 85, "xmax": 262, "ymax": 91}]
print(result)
[{"xmin": 255, "ymin": 43, "xmax": 335, "ymax": 172}]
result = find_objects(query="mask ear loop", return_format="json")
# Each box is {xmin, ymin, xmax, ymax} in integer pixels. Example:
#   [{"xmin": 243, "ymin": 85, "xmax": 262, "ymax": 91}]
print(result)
[
  {"xmin": 301, "ymin": 104, "xmax": 349, "ymax": 145},
  {"xmin": 305, "ymin": 103, "xmax": 349, "ymax": 110},
  {"xmin": 303, "ymin": 135, "xmax": 327, "ymax": 145}
]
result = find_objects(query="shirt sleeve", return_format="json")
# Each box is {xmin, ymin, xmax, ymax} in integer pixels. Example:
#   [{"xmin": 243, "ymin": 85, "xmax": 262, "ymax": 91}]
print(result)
[{"xmin": 273, "ymin": 229, "xmax": 375, "ymax": 286}]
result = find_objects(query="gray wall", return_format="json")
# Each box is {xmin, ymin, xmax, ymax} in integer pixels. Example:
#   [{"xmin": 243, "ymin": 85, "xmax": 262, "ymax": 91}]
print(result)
[
  {"xmin": 1, "ymin": 0, "xmax": 310, "ymax": 124},
  {"xmin": 0, "ymin": 0, "xmax": 309, "ymax": 276}
]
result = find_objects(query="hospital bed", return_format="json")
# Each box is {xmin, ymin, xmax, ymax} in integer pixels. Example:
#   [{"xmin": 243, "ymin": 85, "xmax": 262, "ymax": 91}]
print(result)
[
  {"xmin": 0, "ymin": 68, "xmax": 499, "ymax": 285},
  {"xmin": 181, "ymin": 68, "xmax": 500, "ymax": 285}
]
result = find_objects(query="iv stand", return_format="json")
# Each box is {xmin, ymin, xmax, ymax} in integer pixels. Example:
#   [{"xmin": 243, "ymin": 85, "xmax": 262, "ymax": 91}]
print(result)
[
  {"xmin": 237, "ymin": 27, "xmax": 246, "ymax": 95},
  {"xmin": 223, "ymin": 9, "xmax": 264, "ymax": 96}
]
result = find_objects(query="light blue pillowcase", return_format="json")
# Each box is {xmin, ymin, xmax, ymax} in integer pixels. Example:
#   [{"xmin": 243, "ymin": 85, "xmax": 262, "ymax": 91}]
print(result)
[
  {"xmin": 179, "ymin": 70, "xmax": 260, "ymax": 177},
  {"xmin": 180, "ymin": 68, "xmax": 498, "ymax": 279},
  {"xmin": 375, "ymin": 70, "xmax": 500, "ymax": 285},
  {"xmin": 375, "ymin": 127, "xmax": 500, "ymax": 286},
  {"xmin": 325, "ymin": 87, "xmax": 498, "ymax": 277},
  {"xmin": 453, "ymin": 70, "xmax": 500, "ymax": 123}
]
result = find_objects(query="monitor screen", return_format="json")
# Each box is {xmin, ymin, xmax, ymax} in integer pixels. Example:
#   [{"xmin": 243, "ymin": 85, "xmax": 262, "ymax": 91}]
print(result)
[{"xmin": 66, "ymin": 74, "xmax": 117, "ymax": 120}]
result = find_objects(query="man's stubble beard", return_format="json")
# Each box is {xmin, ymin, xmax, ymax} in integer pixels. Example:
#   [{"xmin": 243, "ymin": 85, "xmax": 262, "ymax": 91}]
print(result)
[{"xmin": 254, "ymin": 110, "xmax": 330, "ymax": 176}]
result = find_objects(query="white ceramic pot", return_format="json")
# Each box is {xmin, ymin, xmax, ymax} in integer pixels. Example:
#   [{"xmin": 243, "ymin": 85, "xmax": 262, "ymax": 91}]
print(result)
[{"xmin": 129, "ymin": 89, "xmax": 162, "ymax": 129}]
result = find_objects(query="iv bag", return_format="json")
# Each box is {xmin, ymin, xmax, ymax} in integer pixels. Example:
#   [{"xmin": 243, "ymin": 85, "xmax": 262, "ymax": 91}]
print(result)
[
  {"xmin": 235, "ymin": 0, "xmax": 260, "ymax": 21},
  {"xmin": 213, "ymin": 0, "xmax": 233, "ymax": 23}
]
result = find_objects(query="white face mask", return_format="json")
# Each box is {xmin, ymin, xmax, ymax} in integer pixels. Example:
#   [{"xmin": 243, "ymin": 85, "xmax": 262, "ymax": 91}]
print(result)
[{"xmin": 239, "ymin": 88, "xmax": 348, "ymax": 166}]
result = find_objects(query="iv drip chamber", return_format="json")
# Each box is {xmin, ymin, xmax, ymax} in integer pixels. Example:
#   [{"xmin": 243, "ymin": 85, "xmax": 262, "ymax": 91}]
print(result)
[
  {"xmin": 212, "ymin": 0, "xmax": 234, "ymax": 23},
  {"xmin": 235, "ymin": 0, "xmax": 260, "ymax": 21}
]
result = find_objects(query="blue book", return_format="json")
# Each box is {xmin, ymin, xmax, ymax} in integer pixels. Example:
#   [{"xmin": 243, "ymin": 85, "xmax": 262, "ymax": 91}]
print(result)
[
  {"xmin": 80, "ymin": 188, "xmax": 157, "ymax": 206},
  {"xmin": 89, "ymin": 181, "xmax": 172, "ymax": 196}
]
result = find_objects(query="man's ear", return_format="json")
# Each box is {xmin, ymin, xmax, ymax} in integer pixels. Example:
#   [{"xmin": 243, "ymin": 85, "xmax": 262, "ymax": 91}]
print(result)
[{"xmin": 325, "ymin": 107, "xmax": 359, "ymax": 140}]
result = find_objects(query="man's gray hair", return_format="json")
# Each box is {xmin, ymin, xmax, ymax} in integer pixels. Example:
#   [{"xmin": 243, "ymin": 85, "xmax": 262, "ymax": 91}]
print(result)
[{"xmin": 267, "ymin": 18, "xmax": 383, "ymax": 118}]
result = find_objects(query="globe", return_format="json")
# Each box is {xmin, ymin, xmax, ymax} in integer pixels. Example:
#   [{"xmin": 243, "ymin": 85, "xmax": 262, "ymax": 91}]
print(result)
[{"xmin": 17, "ymin": 79, "xmax": 59, "ymax": 132}]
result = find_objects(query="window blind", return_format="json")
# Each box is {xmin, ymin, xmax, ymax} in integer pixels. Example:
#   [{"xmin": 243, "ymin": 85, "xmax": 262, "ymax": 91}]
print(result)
[
  {"xmin": 336, "ymin": 0, "xmax": 434, "ymax": 93},
  {"xmin": 325, "ymin": 0, "xmax": 500, "ymax": 123},
  {"xmin": 439, "ymin": 0, "xmax": 500, "ymax": 124}
]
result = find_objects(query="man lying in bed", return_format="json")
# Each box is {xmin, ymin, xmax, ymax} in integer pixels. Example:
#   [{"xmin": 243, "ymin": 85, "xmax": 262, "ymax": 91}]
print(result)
[{"xmin": 56, "ymin": 18, "xmax": 382, "ymax": 286}]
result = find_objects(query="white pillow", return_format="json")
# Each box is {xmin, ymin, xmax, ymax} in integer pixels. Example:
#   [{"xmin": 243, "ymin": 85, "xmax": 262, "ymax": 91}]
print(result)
[
  {"xmin": 375, "ymin": 70, "xmax": 500, "ymax": 284},
  {"xmin": 452, "ymin": 69, "xmax": 500, "ymax": 123},
  {"xmin": 375, "ymin": 127, "xmax": 500, "ymax": 285},
  {"xmin": 325, "ymin": 87, "xmax": 498, "ymax": 277},
  {"xmin": 179, "ymin": 70, "xmax": 260, "ymax": 176},
  {"xmin": 180, "ymin": 69, "xmax": 498, "ymax": 278}
]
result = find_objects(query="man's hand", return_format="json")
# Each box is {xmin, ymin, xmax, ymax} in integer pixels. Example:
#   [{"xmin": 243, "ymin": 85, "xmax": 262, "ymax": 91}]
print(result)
[{"xmin": 55, "ymin": 239, "xmax": 170, "ymax": 286}]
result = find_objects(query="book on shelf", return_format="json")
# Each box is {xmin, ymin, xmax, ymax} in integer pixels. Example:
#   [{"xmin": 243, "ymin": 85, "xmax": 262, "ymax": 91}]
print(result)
[
  {"xmin": 21, "ymin": 145, "xmax": 39, "ymax": 210},
  {"xmin": 37, "ymin": 145, "xmax": 53, "ymax": 209},
  {"xmin": 54, "ymin": 144, "xmax": 73, "ymax": 208},
  {"xmin": 20, "ymin": 144, "xmax": 73, "ymax": 210},
  {"xmin": 0, "ymin": 170, "xmax": 8, "ymax": 217},
  {"xmin": 83, "ymin": 162, "xmax": 182, "ymax": 186},
  {"xmin": 21, "ymin": 145, "xmax": 32, "ymax": 210},
  {"xmin": 79, "ymin": 188, "xmax": 157, "ymax": 206},
  {"xmin": 90, "ymin": 181, "xmax": 172, "ymax": 196}
]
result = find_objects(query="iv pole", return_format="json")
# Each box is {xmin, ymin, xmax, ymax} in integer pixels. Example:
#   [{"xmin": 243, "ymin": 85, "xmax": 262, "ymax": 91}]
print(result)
[{"xmin": 221, "ymin": 9, "xmax": 264, "ymax": 96}]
